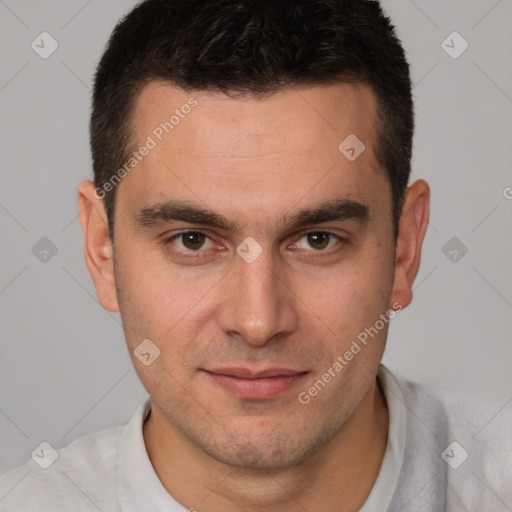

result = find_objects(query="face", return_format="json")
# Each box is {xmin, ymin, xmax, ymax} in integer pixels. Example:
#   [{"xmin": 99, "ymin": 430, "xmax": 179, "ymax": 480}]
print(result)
[{"xmin": 107, "ymin": 81, "xmax": 400, "ymax": 468}]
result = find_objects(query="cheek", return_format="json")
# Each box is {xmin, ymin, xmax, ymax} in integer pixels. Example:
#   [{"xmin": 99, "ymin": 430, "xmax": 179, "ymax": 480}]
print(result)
[
  {"xmin": 313, "ymin": 246, "xmax": 393, "ymax": 341},
  {"xmin": 114, "ymin": 244, "xmax": 221, "ymax": 351}
]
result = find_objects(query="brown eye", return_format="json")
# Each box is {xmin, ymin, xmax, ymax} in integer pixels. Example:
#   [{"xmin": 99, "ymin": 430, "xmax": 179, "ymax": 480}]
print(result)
[
  {"xmin": 181, "ymin": 232, "xmax": 206, "ymax": 250},
  {"xmin": 166, "ymin": 231, "xmax": 215, "ymax": 252},
  {"xmin": 293, "ymin": 231, "xmax": 345, "ymax": 253},
  {"xmin": 306, "ymin": 232, "xmax": 330, "ymax": 250}
]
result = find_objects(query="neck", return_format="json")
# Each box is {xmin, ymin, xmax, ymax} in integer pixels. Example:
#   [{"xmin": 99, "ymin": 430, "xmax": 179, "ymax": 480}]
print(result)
[{"xmin": 143, "ymin": 378, "xmax": 389, "ymax": 511}]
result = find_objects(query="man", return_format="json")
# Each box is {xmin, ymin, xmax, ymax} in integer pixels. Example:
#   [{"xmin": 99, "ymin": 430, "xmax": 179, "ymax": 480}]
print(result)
[{"xmin": 1, "ymin": 0, "xmax": 510, "ymax": 510}]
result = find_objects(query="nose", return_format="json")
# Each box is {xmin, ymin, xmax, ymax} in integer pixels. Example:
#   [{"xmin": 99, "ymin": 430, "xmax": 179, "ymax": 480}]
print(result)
[{"xmin": 216, "ymin": 245, "xmax": 298, "ymax": 347}]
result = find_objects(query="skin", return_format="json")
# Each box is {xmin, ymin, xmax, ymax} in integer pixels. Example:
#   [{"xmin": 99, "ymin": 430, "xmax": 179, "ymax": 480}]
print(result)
[{"xmin": 78, "ymin": 81, "xmax": 429, "ymax": 511}]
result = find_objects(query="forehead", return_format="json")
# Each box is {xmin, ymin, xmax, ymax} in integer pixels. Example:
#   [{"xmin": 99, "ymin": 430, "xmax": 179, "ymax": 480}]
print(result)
[
  {"xmin": 118, "ymin": 80, "xmax": 388, "ymax": 230},
  {"xmin": 130, "ymin": 80, "xmax": 379, "ymax": 159}
]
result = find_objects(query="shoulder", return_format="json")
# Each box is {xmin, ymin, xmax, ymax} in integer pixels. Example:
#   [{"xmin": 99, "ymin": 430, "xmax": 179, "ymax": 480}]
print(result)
[
  {"xmin": 395, "ymin": 369, "xmax": 512, "ymax": 451},
  {"xmin": 384, "ymin": 366, "xmax": 512, "ymax": 510},
  {"xmin": 0, "ymin": 424, "xmax": 123, "ymax": 512}
]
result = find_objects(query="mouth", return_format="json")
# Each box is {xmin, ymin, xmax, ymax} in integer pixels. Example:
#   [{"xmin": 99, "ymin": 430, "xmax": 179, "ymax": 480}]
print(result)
[{"xmin": 202, "ymin": 367, "xmax": 309, "ymax": 400}]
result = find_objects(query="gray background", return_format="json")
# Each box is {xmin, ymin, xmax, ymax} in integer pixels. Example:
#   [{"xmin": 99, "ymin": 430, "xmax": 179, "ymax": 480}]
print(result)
[{"xmin": 0, "ymin": 0, "xmax": 511, "ymax": 473}]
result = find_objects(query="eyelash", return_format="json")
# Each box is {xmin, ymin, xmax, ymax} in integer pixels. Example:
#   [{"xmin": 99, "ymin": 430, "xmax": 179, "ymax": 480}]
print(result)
[{"xmin": 164, "ymin": 229, "xmax": 347, "ymax": 258}]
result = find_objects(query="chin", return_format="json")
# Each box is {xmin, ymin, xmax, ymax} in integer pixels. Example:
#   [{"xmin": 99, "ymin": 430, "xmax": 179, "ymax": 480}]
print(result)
[{"xmin": 199, "ymin": 431, "xmax": 318, "ymax": 470}]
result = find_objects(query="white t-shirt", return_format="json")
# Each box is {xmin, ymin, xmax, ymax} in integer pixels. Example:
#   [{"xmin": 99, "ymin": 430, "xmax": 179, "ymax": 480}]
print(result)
[{"xmin": 1, "ymin": 365, "xmax": 511, "ymax": 511}]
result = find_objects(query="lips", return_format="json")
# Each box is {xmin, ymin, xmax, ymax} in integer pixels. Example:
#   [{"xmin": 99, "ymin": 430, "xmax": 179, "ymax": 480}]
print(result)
[
  {"xmin": 206, "ymin": 367, "xmax": 305, "ymax": 379},
  {"xmin": 202, "ymin": 367, "xmax": 308, "ymax": 399}
]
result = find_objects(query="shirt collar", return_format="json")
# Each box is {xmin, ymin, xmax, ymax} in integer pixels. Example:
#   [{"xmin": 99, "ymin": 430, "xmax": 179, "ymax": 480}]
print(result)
[
  {"xmin": 359, "ymin": 364, "xmax": 407, "ymax": 511},
  {"xmin": 117, "ymin": 396, "xmax": 185, "ymax": 512}
]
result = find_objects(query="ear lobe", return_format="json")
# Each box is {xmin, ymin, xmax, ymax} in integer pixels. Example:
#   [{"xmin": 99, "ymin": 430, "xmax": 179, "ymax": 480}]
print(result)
[
  {"xmin": 390, "ymin": 179, "xmax": 430, "ymax": 310},
  {"xmin": 77, "ymin": 180, "xmax": 119, "ymax": 312}
]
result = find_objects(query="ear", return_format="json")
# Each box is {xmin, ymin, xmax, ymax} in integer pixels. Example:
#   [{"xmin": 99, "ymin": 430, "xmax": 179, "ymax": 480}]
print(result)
[
  {"xmin": 390, "ymin": 179, "xmax": 430, "ymax": 310},
  {"xmin": 77, "ymin": 180, "xmax": 119, "ymax": 312}
]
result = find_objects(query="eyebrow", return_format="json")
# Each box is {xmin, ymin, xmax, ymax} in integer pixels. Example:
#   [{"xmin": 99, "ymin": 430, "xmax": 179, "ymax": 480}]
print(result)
[{"xmin": 134, "ymin": 198, "xmax": 370, "ymax": 232}]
